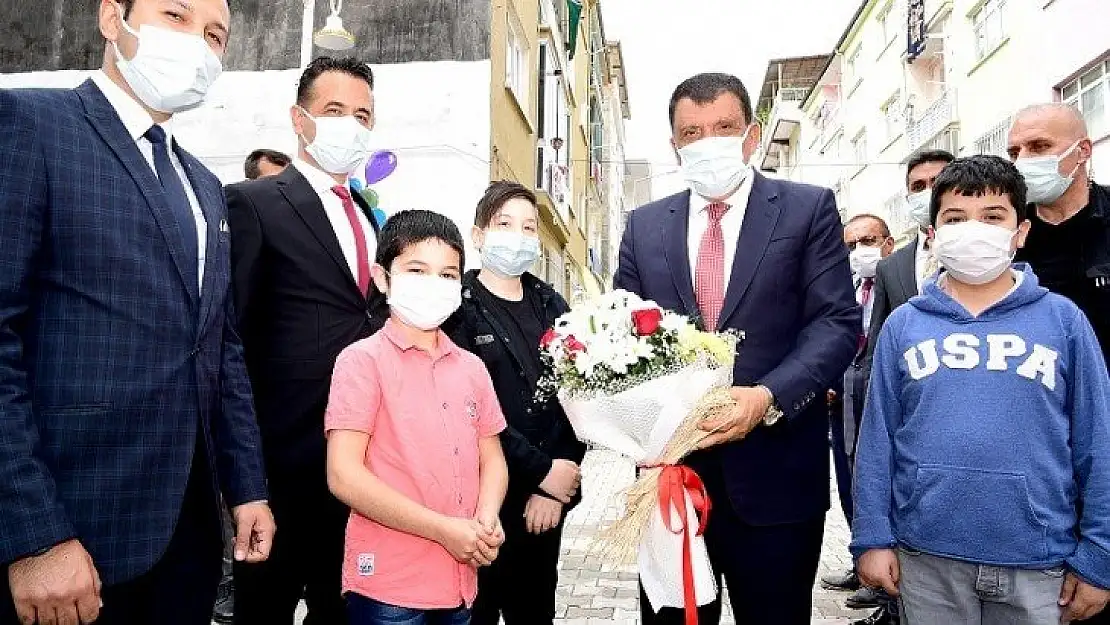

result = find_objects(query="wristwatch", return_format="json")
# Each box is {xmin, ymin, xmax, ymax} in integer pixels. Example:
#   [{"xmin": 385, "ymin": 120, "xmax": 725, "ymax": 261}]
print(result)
[{"xmin": 756, "ymin": 385, "xmax": 785, "ymax": 426}]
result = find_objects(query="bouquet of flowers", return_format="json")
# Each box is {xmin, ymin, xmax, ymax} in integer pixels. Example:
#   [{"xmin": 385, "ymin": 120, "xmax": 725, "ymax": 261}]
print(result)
[{"xmin": 537, "ymin": 289, "xmax": 740, "ymax": 622}]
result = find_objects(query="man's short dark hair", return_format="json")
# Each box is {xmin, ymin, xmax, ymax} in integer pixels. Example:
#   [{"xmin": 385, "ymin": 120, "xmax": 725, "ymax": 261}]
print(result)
[
  {"xmin": 906, "ymin": 149, "xmax": 956, "ymax": 184},
  {"xmin": 668, "ymin": 73, "xmax": 754, "ymax": 130},
  {"xmin": 846, "ymin": 213, "xmax": 891, "ymax": 239},
  {"xmin": 474, "ymin": 180, "xmax": 538, "ymax": 229},
  {"xmin": 243, "ymin": 149, "xmax": 291, "ymax": 180},
  {"xmin": 929, "ymin": 155, "xmax": 1028, "ymax": 225},
  {"xmin": 376, "ymin": 210, "xmax": 465, "ymax": 272},
  {"xmin": 296, "ymin": 57, "xmax": 374, "ymax": 107},
  {"xmin": 120, "ymin": 0, "xmax": 134, "ymax": 18}
]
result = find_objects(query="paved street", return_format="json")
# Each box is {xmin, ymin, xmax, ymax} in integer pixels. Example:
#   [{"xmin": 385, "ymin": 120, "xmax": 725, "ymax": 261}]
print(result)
[
  {"xmin": 283, "ymin": 448, "xmax": 871, "ymax": 625},
  {"xmin": 552, "ymin": 449, "xmax": 873, "ymax": 625}
]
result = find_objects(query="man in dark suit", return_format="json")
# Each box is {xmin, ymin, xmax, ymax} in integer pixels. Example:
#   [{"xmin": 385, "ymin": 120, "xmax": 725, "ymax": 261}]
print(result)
[
  {"xmin": 821, "ymin": 213, "xmax": 893, "ymax": 593},
  {"xmin": 616, "ymin": 72, "xmax": 860, "ymax": 625},
  {"xmin": 226, "ymin": 56, "xmax": 383, "ymax": 625},
  {"xmin": 840, "ymin": 149, "xmax": 953, "ymax": 625},
  {"xmin": 213, "ymin": 147, "xmax": 291, "ymax": 625},
  {"xmin": 0, "ymin": 1, "xmax": 274, "ymax": 624}
]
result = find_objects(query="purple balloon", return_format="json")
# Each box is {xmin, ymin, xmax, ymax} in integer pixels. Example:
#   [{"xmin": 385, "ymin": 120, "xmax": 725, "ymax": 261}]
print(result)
[{"xmin": 364, "ymin": 150, "xmax": 398, "ymax": 185}]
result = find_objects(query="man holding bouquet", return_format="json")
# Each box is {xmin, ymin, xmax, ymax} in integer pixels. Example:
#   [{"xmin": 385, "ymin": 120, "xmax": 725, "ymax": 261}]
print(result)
[{"xmin": 615, "ymin": 72, "xmax": 860, "ymax": 625}]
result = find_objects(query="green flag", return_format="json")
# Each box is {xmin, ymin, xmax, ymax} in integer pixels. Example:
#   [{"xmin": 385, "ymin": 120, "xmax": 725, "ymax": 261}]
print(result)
[{"xmin": 567, "ymin": 0, "xmax": 583, "ymax": 60}]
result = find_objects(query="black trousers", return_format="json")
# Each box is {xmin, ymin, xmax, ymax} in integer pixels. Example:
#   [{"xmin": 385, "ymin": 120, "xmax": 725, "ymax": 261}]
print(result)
[
  {"xmin": 470, "ymin": 496, "xmax": 565, "ymax": 625},
  {"xmin": 640, "ymin": 459, "xmax": 825, "ymax": 625},
  {"xmin": 232, "ymin": 473, "xmax": 348, "ymax": 625},
  {"xmin": 829, "ymin": 399, "xmax": 855, "ymax": 527},
  {"xmin": 2, "ymin": 440, "xmax": 223, "ymax": 625}
]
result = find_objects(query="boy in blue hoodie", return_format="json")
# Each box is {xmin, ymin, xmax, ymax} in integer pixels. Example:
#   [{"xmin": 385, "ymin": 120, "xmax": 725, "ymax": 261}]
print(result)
[{"xmin": 851, "ymin": 155, "xmax": 1110, "ymax": 624}]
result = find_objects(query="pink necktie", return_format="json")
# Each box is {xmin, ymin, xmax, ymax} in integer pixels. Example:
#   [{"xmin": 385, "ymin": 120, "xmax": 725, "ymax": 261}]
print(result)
[
  {"xmin": 331, "ymin": 185, "xmax": 370, "ymax": 297},
  {"xmin": 857, "ymin": 277, "xmax": 874, "ymax": 353},
  {"xmin": 695, "ymin": 202, "xmax": 730, "ymax": 330}
]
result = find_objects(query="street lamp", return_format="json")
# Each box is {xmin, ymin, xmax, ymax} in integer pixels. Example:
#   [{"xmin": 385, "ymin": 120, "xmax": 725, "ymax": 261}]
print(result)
[{"xmin": 314, "ymin": 0, "xmax": 356, "ymax": 51}]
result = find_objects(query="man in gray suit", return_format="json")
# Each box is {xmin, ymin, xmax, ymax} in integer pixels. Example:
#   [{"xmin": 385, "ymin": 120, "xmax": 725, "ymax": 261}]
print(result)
[{"xmin": 836, "ymin": 149, "xmax": 954, "ymax": 625}]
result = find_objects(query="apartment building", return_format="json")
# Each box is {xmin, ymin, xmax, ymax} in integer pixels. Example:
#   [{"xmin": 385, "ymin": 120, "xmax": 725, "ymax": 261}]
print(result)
[{"xmin": 757, "ymin": 0, "xmax": 1110, "ymax": 238}]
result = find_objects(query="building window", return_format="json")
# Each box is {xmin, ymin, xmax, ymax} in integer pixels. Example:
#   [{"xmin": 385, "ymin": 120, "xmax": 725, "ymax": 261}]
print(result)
[
  {"xmin": 1062, "ymin": 59, "xmax": 1108, "ymax": 139},
  {"xmin": 846, "ymin": 45, "xmax": 863, "ymax": 92},
  {"xmin": 506, "ymin": 14, "xmax": 529, "ymax": 109},
  {"xmin": 972, "ymin": 0, "xmax": 1007, "ymax": 61},
  {"xmin": 881, "ymin": 92, "xmax": 902, "ymax": 146},
  {"xmin": 852, "ymin": 130, "xmax": 868, "ymax": 172},
  {"xmin": 877, "ymin": 3, "xmax": 896, "ymax": 50},
  {"xmin": 972, "ymin": 116, "xmax": 1012, "ymax": 156}
]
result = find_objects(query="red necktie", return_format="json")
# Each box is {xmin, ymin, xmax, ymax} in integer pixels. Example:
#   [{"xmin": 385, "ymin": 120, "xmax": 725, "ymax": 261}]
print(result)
[
  {"xmin": 695, "ymin": 202, "xmax": 730, "ymax": 330},
  {"xmin": 332, "ymin": 185, "xmax": 370, "ymax": 297},
  {"xmin": 857, "ymin": 277, "xmax": 874, "ymax": 353}
]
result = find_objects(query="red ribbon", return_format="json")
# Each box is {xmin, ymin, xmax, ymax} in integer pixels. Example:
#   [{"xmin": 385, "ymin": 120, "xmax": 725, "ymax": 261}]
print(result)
[{"xmin": 655, "ymin": 465, "xmax": 712, "ymax": 625}]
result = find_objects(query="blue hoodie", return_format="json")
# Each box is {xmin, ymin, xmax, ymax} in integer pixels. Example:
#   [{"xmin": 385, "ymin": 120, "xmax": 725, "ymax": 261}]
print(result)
[{"xmin": 851, "ymin": 264, "xmax": 1110, "ymax": 589}]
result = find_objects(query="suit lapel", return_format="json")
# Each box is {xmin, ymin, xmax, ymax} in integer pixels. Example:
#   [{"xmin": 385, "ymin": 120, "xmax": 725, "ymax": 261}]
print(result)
[
  {"xmin": 661, "ymin": 190, "xmax": 698, "ymax": 319},
  {"xmin": 717, "ymin": 173, "xmax": 781, "ymax": 330},
  {"xmin": 177, "ymin": 147, "xmax": 223, "ymax": 330},
  {"xmin": 77, "ymin": 79, "xmax": 198, "ymax": 306},
  {"xmin": 897, "ymin": 237, "xmax": 920, "ymax": 302},
  {"xmin": 278, "ymin": 168, "xmax": 362, "ymax": 298}
]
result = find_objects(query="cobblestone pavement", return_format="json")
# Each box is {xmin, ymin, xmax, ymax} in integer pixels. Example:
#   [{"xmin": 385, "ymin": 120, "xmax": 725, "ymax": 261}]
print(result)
[{"xmin": 553, "ymin": 449, "xmax": 873, "ymax": 625}]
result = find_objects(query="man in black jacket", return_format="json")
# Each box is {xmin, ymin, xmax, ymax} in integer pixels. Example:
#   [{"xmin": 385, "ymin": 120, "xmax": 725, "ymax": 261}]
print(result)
[
  {"xmin": 225, "ymin": 57, "xmax": 385, "ymax": 625},
  {"xmin": 1010, "ymin": 103, "xmax": 1110, "ymax": 624},
  {"xmin": 444, "ymin": 181, "xmax": 586, "ymax": 625}
]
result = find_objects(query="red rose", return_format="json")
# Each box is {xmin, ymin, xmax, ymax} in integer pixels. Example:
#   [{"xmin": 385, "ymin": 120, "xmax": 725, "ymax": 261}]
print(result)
[
  {"xmin": 540, "ymin": 328, "xmax": 557, "ymax": 348},
  {"xmin": 565, "ymin": 335, "xmax": 586, "ymax": 352},
  {"xmin": 631, "ymin": 308, "xmax": 663, "ymax": 336}
]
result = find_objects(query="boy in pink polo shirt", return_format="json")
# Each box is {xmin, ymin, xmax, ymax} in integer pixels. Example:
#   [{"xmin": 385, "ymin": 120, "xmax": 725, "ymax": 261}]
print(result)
[{"xmin": 325, "ymin": 210, "xmax": 510, "ymax": 625}]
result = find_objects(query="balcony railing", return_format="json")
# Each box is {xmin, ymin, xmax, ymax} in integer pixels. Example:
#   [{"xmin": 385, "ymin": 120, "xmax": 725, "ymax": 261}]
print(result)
[
  {"xmin": 778, "ymin": 87, "xmax": 809, "ymax": 102},
  {"xmin": 907, "ymin": 89, "xmax": 956, "ymax": 152}
]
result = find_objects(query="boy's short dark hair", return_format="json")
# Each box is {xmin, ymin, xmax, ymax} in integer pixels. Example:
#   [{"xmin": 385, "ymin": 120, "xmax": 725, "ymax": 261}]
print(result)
[
  {"xmin": 243, "ymin": 149, "xmax": 291, "ymax": 180},
  {"xmin": 376, "ymin": 210, "xmax": 465, "ymax": 272},
  {"xmin": 929, "ymin": 155, "xmax": 1028, "ymax": 225},
  {"xmin": 296, "ymin": 57, "xmax": 375, "ymax": 107},
  {"xmin": 474, "ymin": 180, "xmax": 538, "ymax": 229}
]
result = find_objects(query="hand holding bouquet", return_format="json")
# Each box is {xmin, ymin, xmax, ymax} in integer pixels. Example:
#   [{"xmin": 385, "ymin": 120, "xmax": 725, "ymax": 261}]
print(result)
[{"xmin": 537, "ymin": 290, "xmax": 741, "ymax": 622}]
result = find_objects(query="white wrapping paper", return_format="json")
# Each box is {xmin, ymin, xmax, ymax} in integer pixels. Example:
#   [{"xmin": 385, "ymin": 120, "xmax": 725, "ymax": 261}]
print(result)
[{"xmin": 558, "ymin": 362, "xmax": 732, "ymax": 612}]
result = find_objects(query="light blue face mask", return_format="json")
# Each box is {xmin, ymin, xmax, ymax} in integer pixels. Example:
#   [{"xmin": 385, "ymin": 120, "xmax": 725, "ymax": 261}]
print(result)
[
  {"xmin": 481, "ymin": 230, "xmax": 540, "ymax": 277},
  {"xmin": 1015, "ymin": 140, "xmax": 1082, "ymax": 205}
]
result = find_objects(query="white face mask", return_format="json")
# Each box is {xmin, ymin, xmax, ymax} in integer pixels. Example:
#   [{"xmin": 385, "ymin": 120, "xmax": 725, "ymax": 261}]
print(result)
[
  {"xmin": 481, "ymin": 230, "xmax": 540, "ymax": 277},
  {"xmin": 933, "ymin": 221, "xmax": 1017, "ymax": 285},
  {"xmin": 298, "ymin": 107, "xmax": 372, "ymax": 175},
  {"xmin": 112, "ymin": 3, "xmax": 223, "ymax": 113},
  {"xmin": 906, "ymin": 190, "xmax": 932, "ymax": 228},
  {"xmin": 386, "ymin": 273, "xmax": 462, "ymax": 331},
  {"xmin": 1014, "ymin": 140, "xmax": 1082, "ymax": 205},
  {"xmin": 678, "ymin": 132, "xmax": 752, "ymax": 200},
  {"xmin": 849, "ymin": 245, "xmax": 883, "ymax": 279}
]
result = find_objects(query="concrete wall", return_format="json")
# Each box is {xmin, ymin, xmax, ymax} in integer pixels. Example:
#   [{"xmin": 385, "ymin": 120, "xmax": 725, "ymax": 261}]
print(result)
[
  {"xmin": 0, "ymin": 0, "xmax": 490, "ymax": 74},
  {"xmin": 336, "ymin": 0, "xmax": 491, "ymax": 64}
]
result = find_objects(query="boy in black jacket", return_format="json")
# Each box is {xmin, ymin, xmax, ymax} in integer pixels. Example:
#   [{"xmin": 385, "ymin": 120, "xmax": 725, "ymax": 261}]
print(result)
[{"xmin": 444, "ymin": 181, "xmax": 586, "ymax": 625}]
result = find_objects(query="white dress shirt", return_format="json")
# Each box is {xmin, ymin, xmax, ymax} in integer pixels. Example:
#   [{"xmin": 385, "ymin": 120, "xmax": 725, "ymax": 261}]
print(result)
[
  {"xmin": 291, "ymin": 159, "xmax": 375, "ymax": 281},
  {"xmin": 915, "ymin": 233, "xmax": 931, "ymax": 294},
  {"xmin": 91, "ymin": 71, "xmax": 208, "ymax": 293},
  {"xmin": 856, "ymin": 278, "xmax": 876, "ymax": 335},
  {"xmin": 686, "ymin": 172, "xmax": 756, "ymax": 286}
]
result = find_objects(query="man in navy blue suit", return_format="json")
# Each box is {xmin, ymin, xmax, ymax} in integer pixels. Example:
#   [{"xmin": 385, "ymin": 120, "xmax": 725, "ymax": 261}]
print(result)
[
  {"xmin": 616, "ymin": 73, "xmax": 860, "ymax": 625},
  {"xmin": 0, "ymin": 1, "xmax": 274, "ymax": 623}
]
